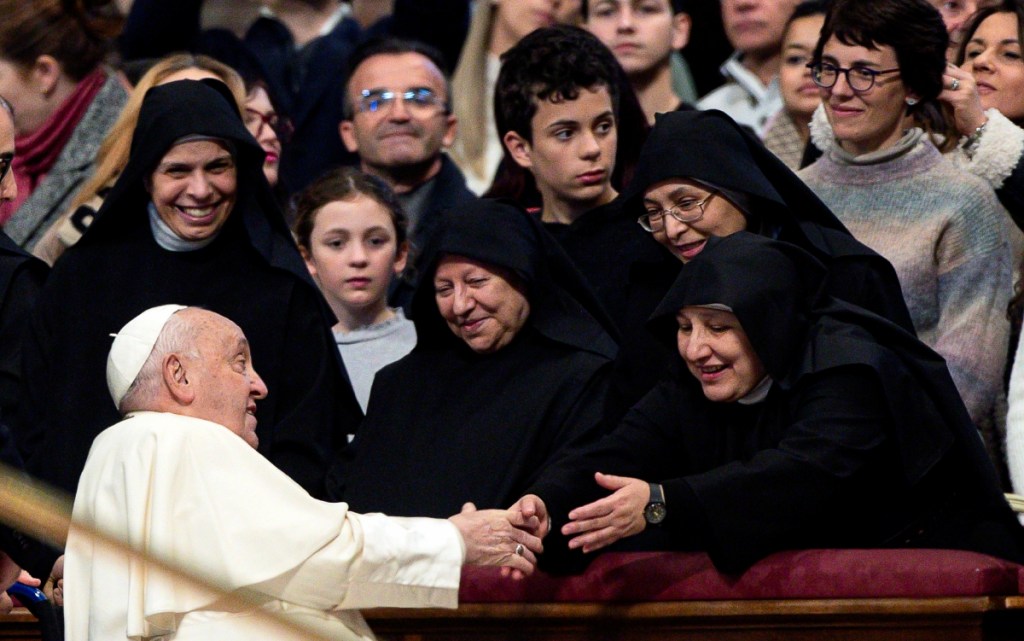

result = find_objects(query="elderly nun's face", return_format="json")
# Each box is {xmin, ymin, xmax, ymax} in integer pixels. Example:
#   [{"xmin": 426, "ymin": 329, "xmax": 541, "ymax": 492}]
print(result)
[
  {"xmin": 642, "ymin": 179, "xmax": 747, "ymax": 263},
  {"xmin": 676, "ymin": 306, "xmax": 766, "ymax": 402},
  {"xmin": 434, "ymin": 254, "xmax": 531, "ymax": 354},
  {"xmin": 147, "ymin": 139, "xmax": 238, "ymax": 241}
]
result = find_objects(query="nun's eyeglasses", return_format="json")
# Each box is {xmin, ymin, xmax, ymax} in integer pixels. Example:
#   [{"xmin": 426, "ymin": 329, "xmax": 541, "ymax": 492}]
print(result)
[
  {"xmin": 638, "ymin": 191, "xmax": 717, "ymax": 233},
  {"xmin": 807, "ymin": 61, "xmax": 901, "ymax": 92}
]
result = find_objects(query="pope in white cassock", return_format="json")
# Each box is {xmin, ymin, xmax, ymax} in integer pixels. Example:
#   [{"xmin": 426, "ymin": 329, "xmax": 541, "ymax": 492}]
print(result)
[{"xmin": 64, "ymin": 305, "xmax": 543, "ymax": 640}]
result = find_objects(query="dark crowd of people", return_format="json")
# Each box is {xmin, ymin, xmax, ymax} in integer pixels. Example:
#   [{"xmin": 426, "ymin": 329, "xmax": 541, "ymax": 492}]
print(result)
[{"xmin": 4, "ymin": 0, "xmax": 1024, "ymax": 637}]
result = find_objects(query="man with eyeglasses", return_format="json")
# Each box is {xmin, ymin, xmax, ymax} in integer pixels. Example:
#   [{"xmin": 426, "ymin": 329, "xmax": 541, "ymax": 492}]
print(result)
[
  {"xmin": 696, "ymin": 0, "xmax": 801, "ymax": 136},
  {"xmin": 339, "ymin": 38, "xmax": 475, "ymax": 240}
]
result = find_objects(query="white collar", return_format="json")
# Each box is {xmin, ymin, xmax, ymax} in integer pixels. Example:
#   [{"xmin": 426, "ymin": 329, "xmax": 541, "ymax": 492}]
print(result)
[
  {"xmin": 148, "ymin": 202, "xmax": 219, "ymax": 252},
  {"xmin": 737, "ymin": 376, "xmax": 773, "ymax": 405}
]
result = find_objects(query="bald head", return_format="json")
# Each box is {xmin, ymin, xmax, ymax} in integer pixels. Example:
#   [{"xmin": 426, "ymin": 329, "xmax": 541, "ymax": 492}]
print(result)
[
  {"xmin": 117, "ymin": 308, "xmax": 202, "ymax": 414},
  {"xmin": 116, "ymin": 307, "xmax": 268, "ymax": 448}
]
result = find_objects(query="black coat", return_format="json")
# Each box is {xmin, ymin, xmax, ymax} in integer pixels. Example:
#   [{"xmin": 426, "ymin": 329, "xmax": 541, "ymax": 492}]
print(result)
[
  {"xmin": 543, "ymin": 195, "xmax": 664, "ymax": 335},
  {"xmin": 0, "ymin": 231, "xmax": 46, "ymax": 427},
  {"xmin": 330, "ymin": 200, "xmax": 617, "ymax": 517},
  {"xmin": 15, "ymin": 80, "xmax": 361, "ymax": 500},
  {"xmin": 531, "ymin": 234, "xmax": 1024, "ymax": 574},
  {"xmin": 608, "ymin": 109, "xmax": 914, "ymax": 420},
  {"xmin": 0, "ymin": 232, "xmax": 52, "ymax": 581}
]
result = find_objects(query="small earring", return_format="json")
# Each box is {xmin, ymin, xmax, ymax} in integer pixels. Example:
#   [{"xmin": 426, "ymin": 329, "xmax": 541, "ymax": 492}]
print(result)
[{"xmin": 905, "ymin": 97, "xmax": 918, "ymax": 106}]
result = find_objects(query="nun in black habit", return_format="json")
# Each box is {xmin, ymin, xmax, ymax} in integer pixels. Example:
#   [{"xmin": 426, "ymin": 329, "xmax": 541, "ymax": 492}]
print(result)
[
  {"xmin": 607, "ymin": 108, "xmax": 913, "ymax": 421},
  {"xmin": 522, "ymin": 233, "xmax": 1024, "ymax": 575},
  {"xmin": 329, "ymin": 199, "xmax": 617, "ymax": 518},
  {"xmin": 14, "ymin": 80, "xmax": 361, "ymax": 501}
]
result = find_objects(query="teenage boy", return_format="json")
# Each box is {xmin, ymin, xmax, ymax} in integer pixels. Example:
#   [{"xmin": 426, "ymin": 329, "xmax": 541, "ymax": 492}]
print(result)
[
  {"xmin": 583, "ymin": 0, "xmax": 693, "ymax": 123},
  {"xmin": 497, "ymin": 25, "xmax": 662, "ymax": 329}
]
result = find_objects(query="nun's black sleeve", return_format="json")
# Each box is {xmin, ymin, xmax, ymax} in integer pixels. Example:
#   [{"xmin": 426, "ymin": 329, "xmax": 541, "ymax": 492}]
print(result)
[
  {"xmin": 10, "ymin": 280, "xmax": 60, "ymax": 472},
  {"xmin": 526, "ymin": 377, "xmax": 696, "ymax": 572},
  {"xmin": 663, "ymin": 367, "xmax": 892, "ymax": 574},
  {"xmin": 530, "ymin": 367, "xmax": 896, "ymax": 574},
  {"xmin": 0, "ymin": 422, "xmax": 61, "ymax": 582}
]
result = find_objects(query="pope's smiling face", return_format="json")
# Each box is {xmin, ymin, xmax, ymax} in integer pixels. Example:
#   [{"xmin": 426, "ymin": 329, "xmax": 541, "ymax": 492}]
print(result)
[
  {"xmin": 180, "ymin": 309, "xmax": 268, "ymax": 449},
  {"xmin": 147, "ymin": 140, "xmax": 237, "ymax": 241}
]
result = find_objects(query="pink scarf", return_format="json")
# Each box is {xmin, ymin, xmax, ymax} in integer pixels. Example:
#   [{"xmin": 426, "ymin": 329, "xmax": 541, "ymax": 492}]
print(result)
[{"xmin": 7, "ymin": 67, "xmax": 107, "ymax": 221}]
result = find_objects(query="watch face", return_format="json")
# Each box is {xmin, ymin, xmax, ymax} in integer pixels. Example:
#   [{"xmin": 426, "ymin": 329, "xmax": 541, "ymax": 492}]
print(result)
[{"xmin": 644, "ymin": 502, "xmax": 666, "ymax": 525}]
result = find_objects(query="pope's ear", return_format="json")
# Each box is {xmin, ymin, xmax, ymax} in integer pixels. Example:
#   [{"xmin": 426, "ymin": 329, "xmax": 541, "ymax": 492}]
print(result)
[{"xmin": 163, "ymin": 353, "xmax": 195, "ymax": 404}]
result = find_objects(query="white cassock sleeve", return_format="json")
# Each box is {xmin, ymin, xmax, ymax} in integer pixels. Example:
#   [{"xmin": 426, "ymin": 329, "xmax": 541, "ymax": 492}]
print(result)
[{"xmin": 66, "ymin": 412, "xmax": 463, "ymax": 641}]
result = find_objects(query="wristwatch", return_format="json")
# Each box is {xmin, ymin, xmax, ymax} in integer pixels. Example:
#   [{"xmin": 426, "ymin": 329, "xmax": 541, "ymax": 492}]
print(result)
[{"xmin": 644, "ymin": 482, "xmax": 666, "ymax": 525}]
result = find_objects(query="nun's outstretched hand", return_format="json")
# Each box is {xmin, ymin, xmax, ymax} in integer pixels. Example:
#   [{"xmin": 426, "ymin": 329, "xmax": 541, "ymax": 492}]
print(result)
[{"xmin": 562, "ymin": 472, "xmax": 648, "ymax": 553}]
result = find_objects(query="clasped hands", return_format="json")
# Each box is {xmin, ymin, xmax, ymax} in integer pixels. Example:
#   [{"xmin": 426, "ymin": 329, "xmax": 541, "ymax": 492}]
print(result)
[
  {"xmin": 509, "ymin": 472, "xmax": 651, "ymax": 559},
  {"xmin": 448, "ymin": 502, "xmax": 544, "ymax": 580},
  {"xmin": 449, "ymin": 472, "xmax": 651, "ymax": 580}
]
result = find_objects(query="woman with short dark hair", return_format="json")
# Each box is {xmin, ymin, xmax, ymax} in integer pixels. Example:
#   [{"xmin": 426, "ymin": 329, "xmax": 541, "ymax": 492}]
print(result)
[{"xmin": 799, "ymin": 0, "xmax": 1016, "ymax": 448}]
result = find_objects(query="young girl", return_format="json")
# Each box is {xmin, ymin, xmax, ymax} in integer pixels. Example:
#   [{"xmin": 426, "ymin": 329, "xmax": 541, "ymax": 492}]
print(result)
[{"xmin": 293, "ymin": 167, "xmax": 415, "ymax": 412}]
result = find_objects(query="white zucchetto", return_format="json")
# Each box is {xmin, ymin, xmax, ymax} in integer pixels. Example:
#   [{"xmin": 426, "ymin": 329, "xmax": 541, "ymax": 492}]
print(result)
[{"xmin": 106, "ymin": 304, "xmax": 187, "ymax": 407}]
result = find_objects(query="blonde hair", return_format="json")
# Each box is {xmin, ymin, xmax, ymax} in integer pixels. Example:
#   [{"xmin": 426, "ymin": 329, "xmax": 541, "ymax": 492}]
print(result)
[
  {"xmin": 67, "ymin": 54, "xmax": 246, "ymax": 214},
  {"xmin": 449, "ymin": 1, "xmax": 496, "ymax": 184}
]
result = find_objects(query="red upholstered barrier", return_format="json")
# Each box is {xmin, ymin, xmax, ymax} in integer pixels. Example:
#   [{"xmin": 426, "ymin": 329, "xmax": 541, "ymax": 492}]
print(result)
[{"xmin": 459, "ymin": 550, "xmax": 1024, "ymax": 602}]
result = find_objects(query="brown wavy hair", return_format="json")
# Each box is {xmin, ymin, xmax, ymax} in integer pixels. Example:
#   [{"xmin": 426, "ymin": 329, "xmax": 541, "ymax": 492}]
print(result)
[{"xmin": 0, "ymin": 0, "xmax": 123, "ymax": 81}]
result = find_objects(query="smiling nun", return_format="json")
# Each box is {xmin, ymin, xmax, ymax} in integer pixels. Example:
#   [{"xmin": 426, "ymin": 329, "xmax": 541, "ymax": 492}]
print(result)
[
  {"xmin": 15, "ymin": 80, "xmax": 361, "ymax": 501},
  {"xmin": 524, "ymin": 232, "xmax": 1024, "ymax": 574}
]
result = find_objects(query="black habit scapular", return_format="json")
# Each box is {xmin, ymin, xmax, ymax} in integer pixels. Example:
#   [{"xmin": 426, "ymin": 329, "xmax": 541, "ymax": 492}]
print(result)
[
  {"xmin": 330, "ymin": 199, "xmax": 618, "ymax": 517},
  {"xmin": 608, "ymin": 108, "xmax": 915, "ymax": 421},
  {"xmin": 15, "ymin": 80, "xmax": 362, "ymax": 499},
  {"xmin": 531, "ymin": 233, "xmax": 1024, "ymax": 575}
]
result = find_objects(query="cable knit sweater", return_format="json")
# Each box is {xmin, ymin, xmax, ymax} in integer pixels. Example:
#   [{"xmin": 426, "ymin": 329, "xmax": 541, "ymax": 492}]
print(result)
[{"xmin": 800, "ymin": 120, "xmax": 1015, "ymax": 433}]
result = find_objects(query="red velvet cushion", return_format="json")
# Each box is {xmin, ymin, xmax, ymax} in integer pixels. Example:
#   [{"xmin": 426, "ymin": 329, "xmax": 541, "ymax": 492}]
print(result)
[{"xmin": 459, "ymin": 550, "xmax": 1024, "ymax": 602}]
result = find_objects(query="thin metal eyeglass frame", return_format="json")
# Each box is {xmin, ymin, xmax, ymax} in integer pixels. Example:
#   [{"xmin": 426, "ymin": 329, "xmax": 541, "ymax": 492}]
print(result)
[
  {"xmin": 356, "ymin": 88, "xmax": 447, "ymax": 115},
  {"xmin": 637, "ymin": 191, "xmax": 718, "ymax": 233}
]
